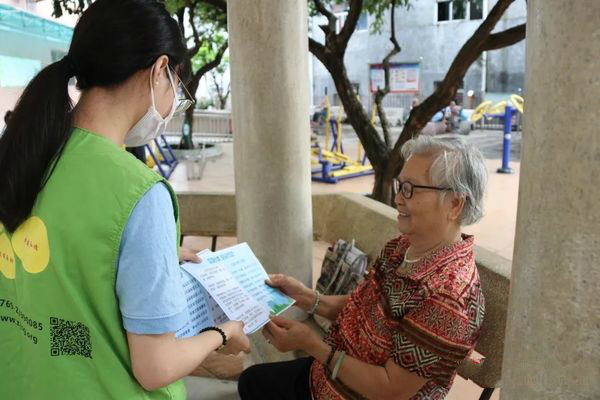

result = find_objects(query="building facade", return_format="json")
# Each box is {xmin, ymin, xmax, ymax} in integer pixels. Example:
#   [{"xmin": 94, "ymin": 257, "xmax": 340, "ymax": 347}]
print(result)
[
  {"xmin": 0, "ymin": 0, "xmax": 75, "ymax": 127},
  {"xmin": 310, "ymin": 0, "xmax": 527, "ymax": 110}
]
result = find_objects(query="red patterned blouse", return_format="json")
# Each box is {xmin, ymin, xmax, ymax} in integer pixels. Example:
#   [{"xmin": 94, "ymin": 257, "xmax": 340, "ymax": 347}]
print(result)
[{"xmin": 309, "ymin": 234, "xmax": 485, "ymax": 400}]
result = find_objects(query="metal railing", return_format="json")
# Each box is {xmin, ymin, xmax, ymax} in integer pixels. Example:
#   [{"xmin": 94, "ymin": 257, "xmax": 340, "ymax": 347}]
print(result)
[{"xmin": 166, "ymin": 110, "xmax": 232, "ymax": 136}]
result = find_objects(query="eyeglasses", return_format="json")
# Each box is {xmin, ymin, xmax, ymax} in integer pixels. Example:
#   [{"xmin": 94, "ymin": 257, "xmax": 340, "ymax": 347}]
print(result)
[
  {"xmin": 169, "ymin": 66, "xmax": 195, "ymax": 114},
  {"xmin": 393, "ymin": 178, "xmax": 451, "ymax": 199}
]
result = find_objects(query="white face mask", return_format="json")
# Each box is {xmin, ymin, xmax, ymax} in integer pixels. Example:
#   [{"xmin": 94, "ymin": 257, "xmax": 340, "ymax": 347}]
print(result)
[{"xmin": 124, "ymin": 65, "xmax": 177, "ymax": 147}]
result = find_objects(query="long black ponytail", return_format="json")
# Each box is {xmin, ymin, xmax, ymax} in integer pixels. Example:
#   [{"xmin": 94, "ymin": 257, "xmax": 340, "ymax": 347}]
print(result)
[{"xmin": 0, "ymin": 0, "xmax": 189, "ymax": 232}]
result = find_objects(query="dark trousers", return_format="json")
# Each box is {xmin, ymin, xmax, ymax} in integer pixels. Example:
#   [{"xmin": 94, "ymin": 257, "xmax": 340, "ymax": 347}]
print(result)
[{"xmin": 238, "ymin": 357, "xmax": 313, "ymax": 400}]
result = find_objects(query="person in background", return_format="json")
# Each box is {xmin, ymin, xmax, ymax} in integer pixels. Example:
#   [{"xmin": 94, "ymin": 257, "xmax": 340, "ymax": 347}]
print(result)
[{"xmin": 0, "ymin": 1, "xmax": 249, "ymax": 399}]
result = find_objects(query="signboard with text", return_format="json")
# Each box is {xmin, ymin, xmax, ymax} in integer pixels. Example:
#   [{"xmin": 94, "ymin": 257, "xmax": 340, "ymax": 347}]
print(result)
[{"xmin": 370, "ymin": 62, "xmax": 420, "ymax": 93}]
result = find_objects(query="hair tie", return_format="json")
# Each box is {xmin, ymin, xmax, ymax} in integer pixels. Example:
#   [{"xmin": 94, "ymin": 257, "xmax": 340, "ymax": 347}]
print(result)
[{"xmin": 61, "ymin": 55, "xmax": 79, "ymax": 77}]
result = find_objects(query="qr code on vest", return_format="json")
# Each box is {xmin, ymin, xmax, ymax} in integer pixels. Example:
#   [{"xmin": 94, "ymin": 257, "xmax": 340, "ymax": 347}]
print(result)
[{"xmin": 50, "ymin": 317, "xmax": 92, "ymax": 359}]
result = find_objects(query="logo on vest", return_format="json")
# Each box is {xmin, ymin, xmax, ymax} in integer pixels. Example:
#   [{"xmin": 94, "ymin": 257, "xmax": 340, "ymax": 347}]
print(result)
[
  {"xmin": 0, "ymin": 231, "xmax": 16, "ymax": 279},
  {"xmin": 0, "ymin": 217, "xmax": 50, "ymax": 279}
]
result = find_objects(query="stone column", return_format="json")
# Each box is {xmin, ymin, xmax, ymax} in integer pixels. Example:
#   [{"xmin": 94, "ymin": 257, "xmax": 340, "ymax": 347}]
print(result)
[
  {"xmin": 228, "ymin": 1, "xmax": 313, "ymax": 360},
  {"xmin": 500, "ymin": 1, "xmax": 600, "ymax": 399}
]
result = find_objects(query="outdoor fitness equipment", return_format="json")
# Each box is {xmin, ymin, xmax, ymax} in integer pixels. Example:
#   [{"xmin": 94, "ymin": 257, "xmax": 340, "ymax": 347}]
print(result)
[
  {"xmin": 510, "ymin": 94, "xmax": 524, "ymax": 113},
  {"xmin": 470, "ymin": 100, "xmax": 492, "ymax": 123},
  {"xmin": 145, "ymin": 135, "xmax": 178, "ymax": 179},
  {"xmin": 496, "ymin": 95, "xmax": 525, "ymax": 174},
  {"xmin": 470, "ymin": 96, "xmax": 524, "ymax": 173},
  {"xmin": 487, "ymin": 101, "xmax": 507, "ymax": 116},
  {"xmin": 311, "ymin": 97, "xmax": 373, "ymax": 183}
]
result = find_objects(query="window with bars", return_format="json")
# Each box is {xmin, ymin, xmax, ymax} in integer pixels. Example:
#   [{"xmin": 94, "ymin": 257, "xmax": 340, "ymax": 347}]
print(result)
[
  {"xmin": 438, "ymin": 1, "xmax": 451, "ymax": 21},
  {"xmin": 470, "ymin": 0, "xmax": 484, "ymax": 20},
  {"xmin": 437, "ymin": 1, "xmax": 484, "ymax": 22}
]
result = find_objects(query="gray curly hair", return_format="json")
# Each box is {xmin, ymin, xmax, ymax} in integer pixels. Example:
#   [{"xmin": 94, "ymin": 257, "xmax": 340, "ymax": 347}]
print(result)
[{"xmin": 401, "ymin": 135, "xmax": 488, "ymax": 225}]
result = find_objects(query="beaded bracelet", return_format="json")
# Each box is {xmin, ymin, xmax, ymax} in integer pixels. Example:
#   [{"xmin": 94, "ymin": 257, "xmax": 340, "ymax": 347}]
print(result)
[
  {"xmin": 308, "ymin": 290, "xmax": 321, "ymax": 315},
  {"xmin": 331, "ymin": 351, "xmax": 346, "ymax": 380},
  {"xmin": 199, "ymin": 326, "xmax": 227, "ymax": 351}
]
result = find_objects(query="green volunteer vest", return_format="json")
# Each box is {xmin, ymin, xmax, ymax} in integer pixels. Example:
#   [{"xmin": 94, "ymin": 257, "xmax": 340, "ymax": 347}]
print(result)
[{"xmin": 0, "ymin": 128, "xmax": 186, "ymax": 399}]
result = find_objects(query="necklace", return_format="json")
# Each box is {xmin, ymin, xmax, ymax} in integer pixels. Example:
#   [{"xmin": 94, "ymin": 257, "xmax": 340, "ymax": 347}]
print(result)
[
  {"xmin": 403, "ymin": 247, "xmax": 422, "ymax": 264},
  {"xmin": 404, "ymin": 236, "xmax": 463, "ymax": 264}
]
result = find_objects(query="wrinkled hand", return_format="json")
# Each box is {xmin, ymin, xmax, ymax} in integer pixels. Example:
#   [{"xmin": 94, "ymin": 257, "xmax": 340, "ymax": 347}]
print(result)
[
  {"xmin": 266, "ymin": 274, "xmax": 315, "ymax": 312},
  {"xmin": 179, "ymin": 246, "xmax": 202, "ymax": 263},
  {"xmin": 218, "ymin": 320, "xmax": 251, "ymax": 355},
  {"xmin": 262, "ymin": 316, "xmax": 319, "ymax": 353}
]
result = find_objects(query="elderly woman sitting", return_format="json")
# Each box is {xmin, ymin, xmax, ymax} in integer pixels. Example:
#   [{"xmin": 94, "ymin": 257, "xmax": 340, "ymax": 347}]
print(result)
[{"xmin": 238, "ymin": 136, "xmax": 487, "ymax": 400}]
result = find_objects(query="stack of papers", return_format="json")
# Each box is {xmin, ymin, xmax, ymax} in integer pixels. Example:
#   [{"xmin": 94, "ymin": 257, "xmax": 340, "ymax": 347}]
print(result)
[{"xmin": 176, "ymin": 243, "xmax": 295, "ymax": 337}]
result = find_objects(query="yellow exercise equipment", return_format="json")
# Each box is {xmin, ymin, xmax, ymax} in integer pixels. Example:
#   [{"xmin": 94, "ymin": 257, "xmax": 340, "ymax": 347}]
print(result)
[
  {"xmin": 510, "ymin": 94, "xmax": 524, "ymax": 113},
  {"xmin": 311, "ymin": 96, "xmax": 373, "ymax": 183},
  {"xmin": 470, "ymin": 101, "xmax": 492, "ymax": 122},
  {"xmin": 323, "ymin": 96, "xmax": 332, "ymax": 151},
  {"xmin": 145, "ymin": 141, "xmax": 163, "ymax": 168},
  {"xmin": 487, "ymin": 101, "xmax": 507, "ymax": 116},
  {"xmin": 146, "ymin": 155, "xmax": 156, "ymax": 168}
]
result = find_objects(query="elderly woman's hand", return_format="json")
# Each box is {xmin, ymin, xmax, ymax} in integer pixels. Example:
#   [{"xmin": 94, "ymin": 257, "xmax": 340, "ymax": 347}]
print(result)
[
  {"xmin": 262, "ymin": 316, "xmax": 320, "ymax": 353},
  {"xmin": 266, "ymin": 274, "xmax": 316, "ymax": 312}
]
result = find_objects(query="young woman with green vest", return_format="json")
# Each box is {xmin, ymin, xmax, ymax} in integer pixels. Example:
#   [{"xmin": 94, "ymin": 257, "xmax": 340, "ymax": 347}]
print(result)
[{"xmin": 0, "ymin": 1, "xmax": 250, "ymax": 398}]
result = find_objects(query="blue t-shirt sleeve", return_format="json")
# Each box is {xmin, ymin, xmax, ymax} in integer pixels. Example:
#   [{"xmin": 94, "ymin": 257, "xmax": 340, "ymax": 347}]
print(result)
[{"xmin": 116, "ymin": 183, "xmax": 188, "ymax": 334}]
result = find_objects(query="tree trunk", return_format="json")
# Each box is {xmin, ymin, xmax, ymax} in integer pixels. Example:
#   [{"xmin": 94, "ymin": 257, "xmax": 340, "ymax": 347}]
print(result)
[
  {"xmin": 219, "ymin": 86, "xmax": 230, "ymax": 110},
  {"xmin": 183, "ymin": 41, "xmax": 229, "ymax": 148},
  {"xmin": 181, "ymin": 74, "xmax": 203, "ymax": 149},
  {"xmin": 374, "ymin": 1, "xmax": 400, "ymax": 150},
  {"xmin": 371, "ymin": 163, "xmax": 397, "ymax": 205},
  {"xmin": 325, "ymin": 57, "xmax": 395, "ymax": 201},
  {"xmin": 181, "ymin": 106, "xmax": 195, "ymax": 149},
  {"xmin": 325, "ymin": 58, "xmax": 389, "ymax": 170}
]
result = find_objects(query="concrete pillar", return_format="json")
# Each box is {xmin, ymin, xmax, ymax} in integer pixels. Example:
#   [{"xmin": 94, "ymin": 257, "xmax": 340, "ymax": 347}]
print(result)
[
  {"xmin": 228, "ymin": 0, "xmax": 313, "ymax": 361},
  {"xmin": 500, "ymin": 1, "xmax": 600, "ymax": 399}
]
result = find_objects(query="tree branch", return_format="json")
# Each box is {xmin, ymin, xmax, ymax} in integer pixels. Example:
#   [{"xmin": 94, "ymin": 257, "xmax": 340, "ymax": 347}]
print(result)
[
  {"xmin": 482, "ymin": 23, "xmax": 526, "ymax": 51},
  {"xmin": 211, "ymin": 71, "xmax": 230, "ymax": 109},
  {"xmin": 211, "ymin": 71, "xmax": 221, "ymax": 95},
  {"xmin": 187, "ymin": 0, "xmax": 203, "ymax": 57},
  {"xmin": 309, "ymin": 38, "xmax": 329, "ymax": 67},
  {"xmin": 313, "ymin": 0, "xmax": 337, "ymax": 35},
  {"xmin": 210, "ymin": 71, "xmax": 223, "ymax": 108},
  {"xmin": 374, "ymin": 1, "xmax": 400, "ymax": 149},
  {"xmin": 326, "ymin": 57, "xmax": 389, "ymax": 169},
  {"xmin": 176, "ymin": 8, "xmax": 186, "ymax": 36},
  {"xmin": 338, "ymin": 0, "xmax": 363, "ymax": 51},
  {"xmin": 194, "ymin": 40, "xmax": 229, "ymax": 83}
]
